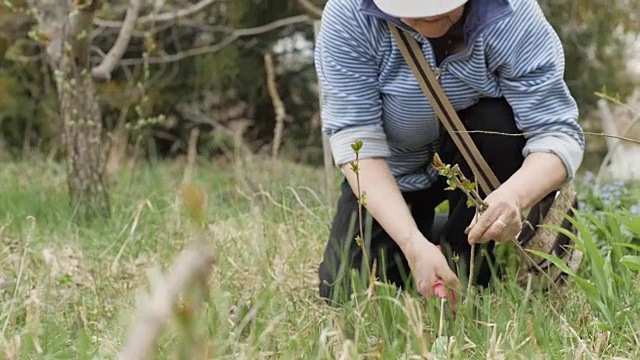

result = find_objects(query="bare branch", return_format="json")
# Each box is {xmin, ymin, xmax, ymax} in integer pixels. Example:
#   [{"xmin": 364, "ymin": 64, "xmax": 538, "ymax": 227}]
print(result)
[
  {"xmin": 118, "ymin": 35, "xmax": 236, "ymax": 65},
  {"xmin": 297, "ymin": 0, "xmax": 323, "ymax": 19},
  {"xmin": 26, "ymin": 0, "xmax": 69, "ymax": 66},
  {"xmin": 209, "ymin": 14, "xmax": 311, "ymax": 37},
  {"xmin": 94, "ymin": 0, "xmax": 217, "ymax": 28},
  {"xmin": 596, "ymin": 98, "xmax": 621, "ymax": 151},
  {"xmin": 92, "ymin": 0, "xmax": 143, "ymax": 81},
  {"xmin": 115, "ymin": 241, "xmax": 215, "ymax": 360},
  {"xmin": 456, "ymin": 129, "xmax": 640, "ymax": 145},
  {"xmin": 595, "ymin": 92, "xmax": 640, "ymax": 183},
  {"xmin": 264, "ymin": 51, "xmax": 287, "ymax": 160},
  {"xmin": 118, "ymin": 15, "xmax": 312, "ymax": 66},
  {"xmin": 182, "ymin": 127, "xmax": 200, "ymax": 184}
]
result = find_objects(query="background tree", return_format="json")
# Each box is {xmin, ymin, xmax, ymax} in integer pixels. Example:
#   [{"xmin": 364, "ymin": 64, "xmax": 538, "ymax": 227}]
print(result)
[
  {"xmin": 538, "ymin": 0, "xmax": 640, "ymax": 113},
  {"xmin": 0, "ymin": 0, "xmax": 315, "ymax": 220},
  {"xmin": 19, "ymin": 0, "xmax": 143, "ymax": 219},
  {"xmin": 0, "ymin": 0, "xmax": 638, "ymax": 196}
]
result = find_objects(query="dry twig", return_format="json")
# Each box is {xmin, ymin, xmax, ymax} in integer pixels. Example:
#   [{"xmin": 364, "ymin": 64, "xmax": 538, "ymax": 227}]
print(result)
[
  {"xmin": 118, "ymin": 15, "xmax": 311, "ymax": 65},
  {"xmin": 182, "ymin": 127, "xmax": 200, "ymax": 184},
  {"xmin": 595, "ymin": 93, "xmax": 640, "ymax": 183},
  {"xmin": 92, "ymin": 0, "xmax": 143, "ymax": 81},
  {"xmin": 456, "ymin": 129, "xmax": 640, "ymax": 145},
  {"xmin": 94, "ymin": 0, "xmax": 218, "ymax": 28},
  {"xmin": 297, "ymin": 0, "xmax": 323, "ymax": 19},
  {"xmin": 115, "ymin": 242, "xmax": 215, "ymax": 360},
  {"xmin": 264, "ymin": 51, "xmax": 287, "ymax": 160}
]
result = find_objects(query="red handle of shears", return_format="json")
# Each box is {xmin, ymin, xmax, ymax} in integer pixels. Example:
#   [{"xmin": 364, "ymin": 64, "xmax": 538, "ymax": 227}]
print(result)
[{"xmin": 432, "ymin": 245, "xmax": 457, "ymax": 316}]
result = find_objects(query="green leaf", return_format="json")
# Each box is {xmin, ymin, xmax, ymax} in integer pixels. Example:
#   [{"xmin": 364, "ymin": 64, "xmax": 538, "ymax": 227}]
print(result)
[
  {"xmin": 463, "ymin": 181, "xmax": 477, "ymax": 192},
  {"xmin": 351, "ymin": 140, "xmax": 363, "ymax": 153},
  {"xmin": 430, "ymin": 336, "xmax": 450, "ymax": 359},
  {"xmin": 573, "ymin": 277, "xmax": 602, "ymax": 303},
  {"xmin": 614, "ymin": 243, "xmax": 640, "ymax": 252},
  {"xmin": 621, "ymin": 255, "xmax": 640, "ymax": 271},
  {"xmin": 606, "ymin": 212, "xmax": 640, "ymax": 235},
  {"xmin": 570, "ymin": 212, "xmax": 608, "ymax": 290},
  {"xmin": 525, "ymin": 249, "xmax": 575, "ymax": 276},
  {"xmin": 594, "ymin": 322, "xmax": 613, "ymax": 332}
]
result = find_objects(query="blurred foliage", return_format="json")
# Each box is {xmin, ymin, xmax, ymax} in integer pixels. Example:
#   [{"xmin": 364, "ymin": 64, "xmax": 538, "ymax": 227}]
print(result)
[
  {"xmin": 0, "ymin": 0, "xmax": 638, "ymax": 167},
  {"xmin": 539, "ymin": 0, "xmax": 640, "ymax": 113},
  {"xmin": 0, "ymin": 2, "xmax": 58, "ymax": 154}
]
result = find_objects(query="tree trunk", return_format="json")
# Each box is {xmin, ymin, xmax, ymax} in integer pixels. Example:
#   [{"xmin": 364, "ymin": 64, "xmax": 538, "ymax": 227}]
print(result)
[
  {"xmin": 30, "ymin": 0, "xmax": 110, "ymax": 218},
  {"xmin": 58, "ymin": 68, "xmax": 110, "ymax": 218}
]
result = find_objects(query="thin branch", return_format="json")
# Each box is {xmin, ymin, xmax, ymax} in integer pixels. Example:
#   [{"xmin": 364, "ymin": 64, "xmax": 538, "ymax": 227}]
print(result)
[
  {"xmin": 264, "ymin": 51, "xmax": 287, "ymax": 160},
  {"xmin": 595, "ymin": 98, "xmax": 620, "ymax": 151},
  {"xmin": 115, "ymin": 241, "xmax": 215, "ymax": 360},
  {"xmin": 595, "ymin": 91, "xmax": 640, "ymax": 116},
  {"xmin": 165, "ymin": 20, "xmax": 239, "ymax": 33},
  {"xmin": 297, "ymin": 0, "xmax": 323, "ymax": 19},
  {"xmin": 182, "ymin": 127, "xmax": 200, "ymax": 185},
  {"xmin": 92, "ymin": 0, "xmax": 143, "ymax": 81},
  {"xmin": 177, "ymin": 104, "xmax": 254, "ymax": 157},
  {"xmin": 117, "ymin": 15, "xmax": 311, "ymax": 66},
  {"xmin": 27, "ymin": 0, "xmax": 69, "ymax": 66},
  {"xmin": 455, "ymin": 129, "xmax": 640, "ymax": 145},
  {"xmin": 94, "ymin": 0, "xmax": 218, "ymax": 28},
  {"xmin": 119, "ymin": 35, "xmax": 236, "ymax": 65},
  {"xmin": 92, "ymin": 18, "xmax": 174, "ymax": 39},
  {"xmin": 598, "ymin": 122, "xmax": 640, "ymax": 183},
  {"xmin": 285, "ymin": 186, "xmax": 323, "ymax": 223}
]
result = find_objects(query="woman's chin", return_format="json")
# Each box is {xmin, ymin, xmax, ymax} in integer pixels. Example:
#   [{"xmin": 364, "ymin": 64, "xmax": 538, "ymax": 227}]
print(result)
[
  {"xmin": 405, "ymin": 22, "xmax": 452, "ymax": 39},
  {"xmin": 417, "ymin": 26, "xmax": 451, "ymax": 38}
]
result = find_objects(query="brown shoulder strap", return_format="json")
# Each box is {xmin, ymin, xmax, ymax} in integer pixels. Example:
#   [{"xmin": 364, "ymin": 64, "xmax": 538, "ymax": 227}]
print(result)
[{"xmin": 388, "ymin": 22, "xmax": 501, "ymax": 195}]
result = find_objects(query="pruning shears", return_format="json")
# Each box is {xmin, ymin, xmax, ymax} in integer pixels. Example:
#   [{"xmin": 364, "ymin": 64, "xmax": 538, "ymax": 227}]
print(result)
[{"xmin": 432, "ymin": 245, "xmax": 457, "ymax": 316}]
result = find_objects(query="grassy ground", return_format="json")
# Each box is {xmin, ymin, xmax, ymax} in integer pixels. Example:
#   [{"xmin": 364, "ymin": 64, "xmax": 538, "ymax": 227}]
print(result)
[{"xmin": 0, "ymin": 156, "xmax": 639, "ymax": 359}]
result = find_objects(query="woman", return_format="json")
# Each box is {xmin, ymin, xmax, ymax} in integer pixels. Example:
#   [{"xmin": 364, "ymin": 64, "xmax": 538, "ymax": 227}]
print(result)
[{"xmin": 314, "ymin": 0, "xmax": 585, "ymax": 304}]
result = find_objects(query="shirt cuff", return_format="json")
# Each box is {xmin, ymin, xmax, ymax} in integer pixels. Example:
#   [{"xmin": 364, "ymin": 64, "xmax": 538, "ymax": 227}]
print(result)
[{"xmin": 328, "ymin": 125, "xmax": 391, "ymax": 167}]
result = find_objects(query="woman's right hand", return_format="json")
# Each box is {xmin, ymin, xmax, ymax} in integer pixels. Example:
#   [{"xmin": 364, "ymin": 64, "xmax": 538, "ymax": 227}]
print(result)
[
  {"xmin": 340, "ymin": 158, "xmax": 460, "ymax": 299},
  {"xmin": 404, "ymin": 235, "xmax": 461, "ymax": 299}
]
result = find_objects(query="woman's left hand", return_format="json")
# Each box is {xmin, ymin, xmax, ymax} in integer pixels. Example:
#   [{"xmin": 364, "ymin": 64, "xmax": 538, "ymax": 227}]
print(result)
[{"xmin": 465, "ymin": 189, "xmax": 523, "ymax": 245}]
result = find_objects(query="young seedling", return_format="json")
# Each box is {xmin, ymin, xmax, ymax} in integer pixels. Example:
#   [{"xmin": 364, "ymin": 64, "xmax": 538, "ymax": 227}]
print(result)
[
  {"xmin": 350, "ymin": 139, "xmax": 367, "ymax": 253},
  {"xmin": 350, "ymin": 140, "xmax": 378, "ymax": 298},
  {"xmin": 432, "ymin": 153, "xmax": 546, "ymax": 298},
  {"xmin": 432, "ymin": 153, "xmax": 488, "ymax": 299}
]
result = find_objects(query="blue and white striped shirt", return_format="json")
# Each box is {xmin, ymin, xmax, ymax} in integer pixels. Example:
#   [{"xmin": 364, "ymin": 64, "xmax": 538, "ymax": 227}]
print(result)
[{"xmin": 314, "ymin": 0, "xmax": 585, "ymax": 191}]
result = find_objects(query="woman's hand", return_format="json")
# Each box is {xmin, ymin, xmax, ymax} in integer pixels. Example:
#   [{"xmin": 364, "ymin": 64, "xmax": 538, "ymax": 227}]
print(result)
[
  {"xmin": 465, "ymin": 188, "xmax": 523, "ymax": 245},
  {"xmin": 465, "ymin": 152, "xmax": 570, "ymax": 245},
  {"xmin": 404, "ymin": 233, "xmax": 461, "ymax": 298},
  {"xmin": 340, "ymin": 158, "xmax": 460, "ymax": 299}
]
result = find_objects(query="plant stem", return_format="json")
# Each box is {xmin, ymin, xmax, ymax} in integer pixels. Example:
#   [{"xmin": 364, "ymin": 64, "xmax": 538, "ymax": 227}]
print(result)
[
  {"xmin": 438, "ymin": 297, "xmax": 445, "ymax": 337},
  {"xmin": 468, "ymin": 243, "xmax": 475, "ymax": 297},
  {"xmin": 350, "ymin": 140, "xmax": 374, "ymax": 292},
  {"xmin": 432, "ymin": 153, "xmax": 487, "ymax": 300},
  {"xmin": 355, "ymin": 151, "xmax": 365, "ymax": 252}
]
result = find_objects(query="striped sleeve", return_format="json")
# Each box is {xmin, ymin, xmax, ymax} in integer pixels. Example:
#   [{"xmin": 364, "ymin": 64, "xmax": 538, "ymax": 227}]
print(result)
[
  {"xmin": 486, "ymin": 0, "xmax": 585, "ymax": 179},
  {"xmin": 314, "ymin": 0, "xmax": 390, "ymax": 167}
]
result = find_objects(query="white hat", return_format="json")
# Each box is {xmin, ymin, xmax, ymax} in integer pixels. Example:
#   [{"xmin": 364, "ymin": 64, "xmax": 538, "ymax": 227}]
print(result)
[{"xmin": 373, "ymin": 0, "xmax": 468, "ymax": 18}]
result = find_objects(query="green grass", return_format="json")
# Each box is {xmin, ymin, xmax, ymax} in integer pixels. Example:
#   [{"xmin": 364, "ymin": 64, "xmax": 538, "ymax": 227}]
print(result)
[{"xmin": 0, "ymin": 156, "xmax": 639, "ymax": 359}]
